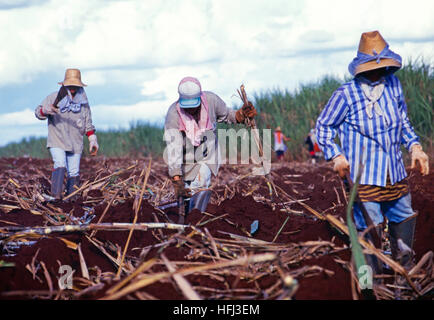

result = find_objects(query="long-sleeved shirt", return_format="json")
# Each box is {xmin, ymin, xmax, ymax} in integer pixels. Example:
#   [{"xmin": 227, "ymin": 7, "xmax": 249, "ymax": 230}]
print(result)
[
  {"xmin": 315, "ymin": 74, "xmax": 419, "ymax": 187},
  {"xmin": 164, "ymin": 91, "xmax": 237, "ymax": 181},
  {"xmin": 35, "ymin": 91, "xmax": 95, "ymax": 154}
]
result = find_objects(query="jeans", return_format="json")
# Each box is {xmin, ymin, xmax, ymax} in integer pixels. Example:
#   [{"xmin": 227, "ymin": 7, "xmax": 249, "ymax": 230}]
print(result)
[
  {"xmin": 185, "ymin": 163, "xmax": 212, "ymax": 194},
  {"xmin": 353, "ymin": 193, "xmax": 415, "ymax": 230},
  {"xmin": 49, "ymin": 147, "xmax": 81, "ymax": 177}
]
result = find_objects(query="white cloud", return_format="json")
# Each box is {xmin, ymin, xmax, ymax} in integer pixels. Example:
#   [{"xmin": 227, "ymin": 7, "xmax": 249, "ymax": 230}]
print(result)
[
  {"xmin": 0, "ymin": 108, "xmax": 41, "ymax": 126},
  {"xmin": 1, "ymin": 0, "xmax": 433, "ymax": 86},
  {"xmin": 91, "ymin": 100, "xmax": 168, "ymax": 129},
  {"xmin": 0, "ymin": 109, "xmax": 47, "ymax": 146},
  {"xmin": 0, "ymin": 126, "xmax": 47, "ymax": 147},
  {"xmin": 0, "ymin": 101, "xmax": 167, "ymax": 146},
  {"xmin": 0, "ymin": 0, "xmax": 47, "ymax": 10},
  {"xmin": 0, "ymin": 0, "xmax": 433, "ymax": 146}
]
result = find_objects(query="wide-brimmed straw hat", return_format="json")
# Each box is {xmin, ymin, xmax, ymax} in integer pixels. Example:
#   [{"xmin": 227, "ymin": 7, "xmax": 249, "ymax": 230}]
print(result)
[
  {"xmin": 348, "ymin": 31, "xmax": 402, "ymax": 76},
  {"xmin": 58, "ymin": 68, "xmax": 87, "ymax": 87}
]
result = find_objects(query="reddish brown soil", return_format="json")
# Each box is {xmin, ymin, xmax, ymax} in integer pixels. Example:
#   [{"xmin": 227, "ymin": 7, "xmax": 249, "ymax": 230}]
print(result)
[
  {"xmin": 296, "ymin": 250, "xmax": 353, "ymax": 300},
  {"xmin": 0, "ymin": 157, "xmax": 432, "ymax": 300}
]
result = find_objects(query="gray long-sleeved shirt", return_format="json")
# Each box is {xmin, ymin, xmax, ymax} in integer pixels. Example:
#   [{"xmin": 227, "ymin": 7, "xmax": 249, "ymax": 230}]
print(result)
[
  {"xmin": 164, "ymin": 91, "xmax": 238, "ymax": 181},
  {"xmin": 35, "ymin": 91, "xmax": 95, "ymax": 154}
]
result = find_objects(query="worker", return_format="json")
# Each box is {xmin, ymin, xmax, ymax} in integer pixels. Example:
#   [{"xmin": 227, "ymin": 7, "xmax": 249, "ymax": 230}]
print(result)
[
  {"xmin": 305, "ymin": 128, "xmax": 321, "ymax": 164},
  {"xmin": 274, "ymin": 126, "xmax": 290, "ymax": 161},
  {"xmin": 35, "ymin": 68, "xmax": 98, "ymax": 200},
  {"xmin": 315, "ymin": 31, "xmax": 429, "ymax": 273},
  {"xmin": 164, "ymin": 76, "xmax": 257, "ymax": 200}
]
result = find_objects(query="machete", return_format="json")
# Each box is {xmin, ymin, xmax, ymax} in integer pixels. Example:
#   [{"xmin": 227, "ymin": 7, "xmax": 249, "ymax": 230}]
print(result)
[
  {"xmin": 53, "ymin": 85, "xmax": 69, "ymax": 108},
  {"xmin": 177, "ymin": 195, "xmax": 186, "ymax": 224}
]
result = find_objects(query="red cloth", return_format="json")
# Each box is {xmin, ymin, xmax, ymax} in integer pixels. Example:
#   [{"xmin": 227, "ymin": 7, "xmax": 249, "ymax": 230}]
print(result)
[{"xmin": 275, "ymin": 131, "xmax": 282, "ymax": 144}]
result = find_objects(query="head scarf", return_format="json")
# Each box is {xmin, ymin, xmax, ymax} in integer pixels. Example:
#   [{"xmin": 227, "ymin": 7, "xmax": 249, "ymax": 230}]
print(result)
[
  {"xmin": 176, "ymin": 77, "xmax": 213, "ymax": 146},
  {"xmin": 57, "ymin": 87, "xmax": 88, "ymax": 113},
  {"xmin": 348, "ymin": 44, "xmax": 402, "ymax": 76}
]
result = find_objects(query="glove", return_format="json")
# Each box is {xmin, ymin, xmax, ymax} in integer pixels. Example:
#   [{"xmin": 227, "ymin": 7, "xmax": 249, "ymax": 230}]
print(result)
[
  {"xmin": 172, "ymin": 176, "xmax": 190, "ymax": 198},
  {"xmin": 410, "ymin": 144, "xmax": 429, "ymax": 175},
  {"xmin": 88, "ymin": 134, "xmax": 99, "ymax": 156},
  {"xmin": 333, "ymin": 154, "xmax": 350, "ymax": 178},
  {"xmin": 41, "ymin": 103, "xmax": 58, "ymax": 116},
  {"xmin": 235, "ymin": 101, "xmax": 257, "ymax": 123}
]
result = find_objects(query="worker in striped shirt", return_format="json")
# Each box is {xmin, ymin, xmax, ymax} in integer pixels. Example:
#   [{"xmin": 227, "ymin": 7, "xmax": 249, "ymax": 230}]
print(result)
[{"xmin": 315, "ymin": 31, "xmax": 429, "ymax": 271}]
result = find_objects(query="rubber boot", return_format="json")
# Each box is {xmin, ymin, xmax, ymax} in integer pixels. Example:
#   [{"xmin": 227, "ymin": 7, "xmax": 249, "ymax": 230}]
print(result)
[
  {"xmin": 51, "ymin": 167, "xmax": 66, "ymax": 200},
  {"xmin": 389, "ymin": 214, "xmax": 417, "ymax": 298},
  {"xmin": 66, "ymin": 175, "xmax": 80, "ymax": 201},
  {"xmin": 389, "ymin": 214, "xmax": 417, "ymax": 270},
  {"xmin": 188, "ymin": 190, "xmax": 212, "ymax": 213}
]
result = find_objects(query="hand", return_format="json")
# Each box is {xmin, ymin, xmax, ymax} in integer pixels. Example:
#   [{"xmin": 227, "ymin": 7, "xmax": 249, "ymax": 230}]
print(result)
[
  {"xmin": 333, "ymin": 154, "xmax": 350, "ymax": 178},
  {"xmin": 172, "ymin": 176, "xmax": 190, "ymax": 198},
  {"xmin": 88, "ymin": 134, "xmax": 99, "ymax": 156},
  {"xmin": 235, "ymin": 101, "xmax": 257, "ymax": 123},
  {"xmin": 42, "ymin": 103, "xmax": 58, "ymax": 116},
  {"xmin": 410, "ymin": 144, "xmax": 429, "ymax": 175},
  {"xmin": 242, "ymin": 101, "xmax": 257, "ymax": 118}
]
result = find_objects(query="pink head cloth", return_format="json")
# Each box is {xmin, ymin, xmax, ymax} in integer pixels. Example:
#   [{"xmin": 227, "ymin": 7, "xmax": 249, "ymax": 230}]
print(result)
[{"xmin": 176, "ymin": 77, "xmax": 213, "ymax": 146}]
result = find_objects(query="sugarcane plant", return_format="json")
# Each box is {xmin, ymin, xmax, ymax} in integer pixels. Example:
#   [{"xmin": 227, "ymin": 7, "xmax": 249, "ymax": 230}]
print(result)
[{"xmin": 345, "ymin": 168, "xmax": 376, "ymax": 299}]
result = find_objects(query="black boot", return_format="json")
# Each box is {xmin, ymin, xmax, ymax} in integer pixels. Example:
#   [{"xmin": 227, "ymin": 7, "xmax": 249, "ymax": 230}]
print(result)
[
  {"xmin": 66, "ymin": 175, "xmax": 80, "ymax": 200},
  {"xmin": 51, "ymin": 167, "xmax": 66, "ymax": 199},
  {"xmin": 389, "ymin": 214, "xmax": 417, "ymax": 270},
  {"xmin": 389, "ymin": 214, "xmax": 417, "ymax": 298}
]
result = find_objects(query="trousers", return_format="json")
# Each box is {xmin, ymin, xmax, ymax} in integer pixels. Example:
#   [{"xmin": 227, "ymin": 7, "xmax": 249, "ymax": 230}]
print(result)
[{"xmin": 353, "ymin": 193, "xmax": 414, "ymax": 230}]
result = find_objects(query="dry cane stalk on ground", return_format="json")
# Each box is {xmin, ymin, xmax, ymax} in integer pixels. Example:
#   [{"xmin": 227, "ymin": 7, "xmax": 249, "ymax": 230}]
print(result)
[{"xmin": 0, "ymin": 157, "xmax": 432, "ymax": 300}]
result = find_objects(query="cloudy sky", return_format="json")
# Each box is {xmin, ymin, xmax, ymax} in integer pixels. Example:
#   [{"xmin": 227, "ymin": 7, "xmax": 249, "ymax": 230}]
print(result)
[{"xmin": 0, "ymin": 0, "xmax": 433, "ymax": 146}]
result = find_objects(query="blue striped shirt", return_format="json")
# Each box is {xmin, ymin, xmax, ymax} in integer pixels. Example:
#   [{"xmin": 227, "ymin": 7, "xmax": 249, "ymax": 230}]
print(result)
[{"xmin": 315, "ymin": 74, "xmax": 420, "ymax": 187}]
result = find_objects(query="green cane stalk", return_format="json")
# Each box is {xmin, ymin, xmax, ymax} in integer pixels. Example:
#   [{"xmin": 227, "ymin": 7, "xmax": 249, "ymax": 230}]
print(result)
[{"xmin": 346, "ymin": 171, "xmax": 368, "ymax": 281}]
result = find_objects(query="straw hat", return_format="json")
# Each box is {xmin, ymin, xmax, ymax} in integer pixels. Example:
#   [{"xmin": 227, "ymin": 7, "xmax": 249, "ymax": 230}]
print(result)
[
  {"xmin": 275, "ymin": 126, "xmax": 281, "ymax": 132},
  {"xmin": 58, "ymin": 68, "xmax": 87, "ymax": 87},
  {"xmin": 349, "ymin": 31, "xmax": 402, "ymax": 76}
]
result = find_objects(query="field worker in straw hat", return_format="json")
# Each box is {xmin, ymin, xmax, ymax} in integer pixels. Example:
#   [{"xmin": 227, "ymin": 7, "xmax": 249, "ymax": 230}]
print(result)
[
  {"xmin": 164, "ymin": 76, "xmax": 257, "ymax": 199},
  {"xmin": 274, "ymin": 126, "xmax": 290, "ymax": 162},
  {"xmin": 35, "ymin": 68, "xmax": 99, "ymax": 200},
  {"xmin": 315, "ymin": 31, "xmax": 429, "ymax": 271}
]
